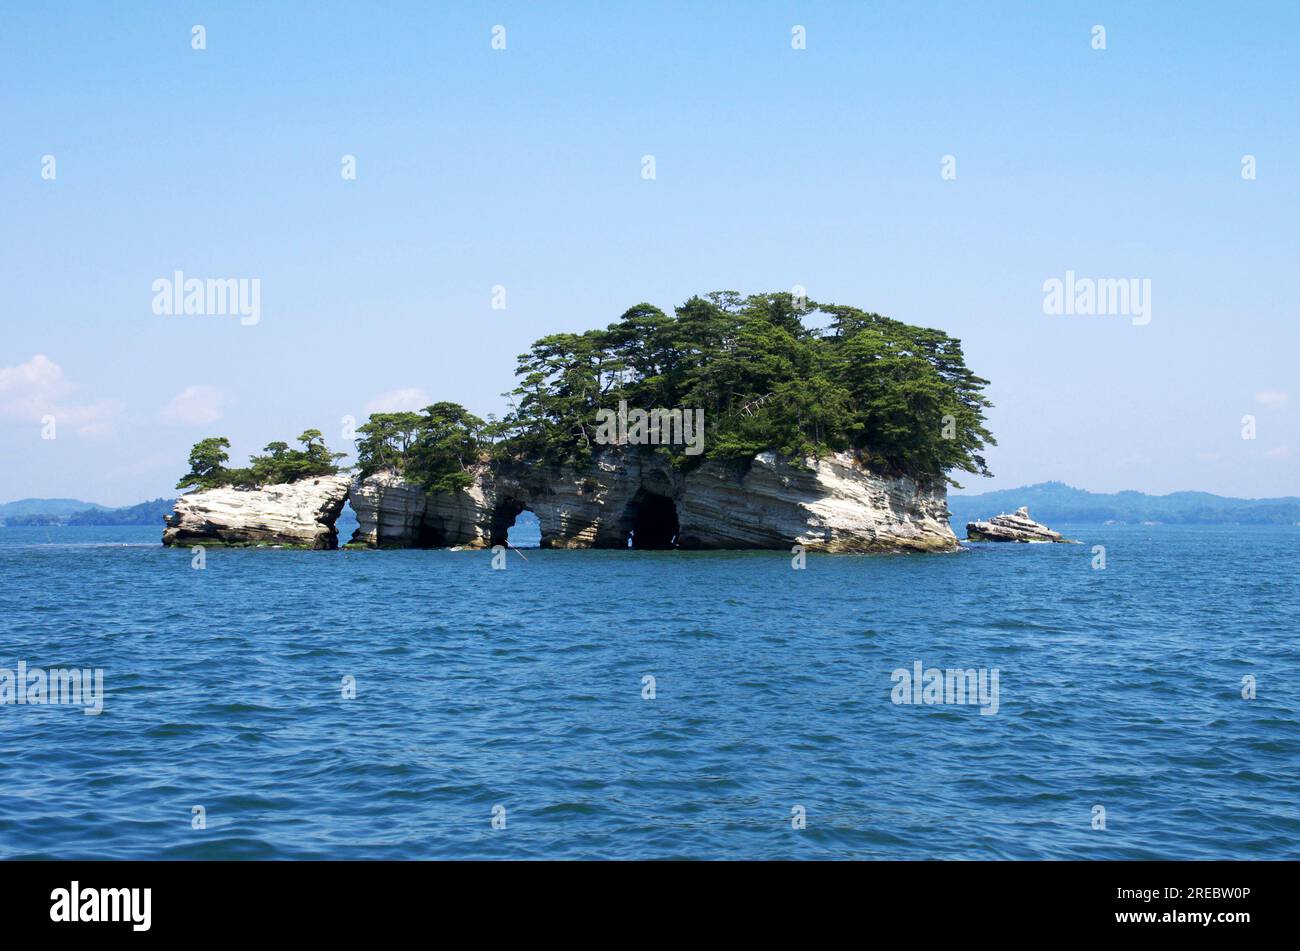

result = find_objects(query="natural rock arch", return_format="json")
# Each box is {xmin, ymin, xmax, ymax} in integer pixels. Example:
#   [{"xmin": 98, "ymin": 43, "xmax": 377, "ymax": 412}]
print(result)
[{"xmin": 489, "ymin": 497, "xmax": 530, "ymax": 548}]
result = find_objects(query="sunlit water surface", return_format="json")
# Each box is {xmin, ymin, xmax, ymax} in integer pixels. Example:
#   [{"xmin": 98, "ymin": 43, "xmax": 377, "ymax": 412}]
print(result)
[{"xmin": 1, "ymin": 522, "xmax": 1296, "ymax": 859}]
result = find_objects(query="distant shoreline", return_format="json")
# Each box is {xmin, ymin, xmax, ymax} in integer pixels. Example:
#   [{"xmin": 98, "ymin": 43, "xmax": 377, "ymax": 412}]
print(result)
[
  {"xmin": 948, "ymin": 481, "xmax": 1300, "ymax": 528},
  {"xmin": 4, "ymin": 479, "xmax": 1300, "ymax": 530},
  {"xmin": 0, "ymin": 498, "xmax": 173, "ymax": 527}
]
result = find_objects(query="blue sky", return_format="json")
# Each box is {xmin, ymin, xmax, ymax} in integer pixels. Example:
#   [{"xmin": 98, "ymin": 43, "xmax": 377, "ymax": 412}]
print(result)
[{"xmin": 2, "ymin": 1, "xmax": 1296, "ymax": 505}]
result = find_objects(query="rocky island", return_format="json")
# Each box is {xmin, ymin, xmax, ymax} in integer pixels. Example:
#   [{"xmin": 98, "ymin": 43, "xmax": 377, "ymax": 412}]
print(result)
[
  {"xmin": 163, "ymin": 292, "xmax": 997, "ymax": 554},
  {"xmin": 169, "ymin": 449, "xmax": 954, "ymax": 553},
  {"xmin": 163, "ymin": 474, "xmax": 351, "ymax": 549},
  {"xmin": 966, "ymin": 506, "xmax": 1067, "ymax": 543}
]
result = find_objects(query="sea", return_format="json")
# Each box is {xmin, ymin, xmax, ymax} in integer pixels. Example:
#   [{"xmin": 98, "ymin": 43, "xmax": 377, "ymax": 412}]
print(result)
[{"xmin": 1, "ymin": 520, "xmax": 1296, "ymax": 859}]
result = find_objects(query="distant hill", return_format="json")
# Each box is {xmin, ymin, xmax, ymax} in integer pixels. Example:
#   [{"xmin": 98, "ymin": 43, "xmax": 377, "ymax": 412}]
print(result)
[
  {"xmin": 66, "ymin": 498, "xmax": 176, "ymax": 526},
  {"xmin": 1, "ymin": 497, "xmax": 175, "ymax": 527},
  {"xmin": 0, "ymin": 498, "xmax": 109, "ymax": 518},
  {"xmin": 948, "ymin": 481, "xmax": 1300, "ymax": 528}
]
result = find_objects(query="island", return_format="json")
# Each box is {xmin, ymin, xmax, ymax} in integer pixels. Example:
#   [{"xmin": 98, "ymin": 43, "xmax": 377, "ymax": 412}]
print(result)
[
  {"xmin": 163, "ymin": 291, "xmax": 997, "ymax": 553},
  {"xmin": 966, "ymin": 507, "xmax": 1068, "ymax": 543}
]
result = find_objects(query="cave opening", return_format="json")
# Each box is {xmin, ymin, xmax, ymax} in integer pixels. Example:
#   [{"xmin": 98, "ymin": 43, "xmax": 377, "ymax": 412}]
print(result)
[
  {"xmin": 626, "ymin": 490, "xmax": 679, "ymax": 550},
  {"xmin": 334, "ymin": 498, "xmax": 358, "ymax": 547},
  {"xmin": 490, "ymin": 498, "xmax": 540, "ymax": 548},
  {"xmin": 414, "ymin": 520, "xmax": 447, "ymax": 548}
]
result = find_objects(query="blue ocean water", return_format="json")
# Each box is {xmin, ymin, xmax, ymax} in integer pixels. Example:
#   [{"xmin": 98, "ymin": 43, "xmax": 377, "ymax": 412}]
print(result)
[{"xmin": 1, "ymin": 522, "xmax": 1297, "ymax": 859}]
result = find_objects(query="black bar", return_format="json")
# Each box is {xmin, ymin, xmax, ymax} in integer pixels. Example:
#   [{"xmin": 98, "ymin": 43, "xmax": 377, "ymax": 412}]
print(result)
[{"xmin": 0, "ymin": 860, "xmax": 1278, "ymax": 938}]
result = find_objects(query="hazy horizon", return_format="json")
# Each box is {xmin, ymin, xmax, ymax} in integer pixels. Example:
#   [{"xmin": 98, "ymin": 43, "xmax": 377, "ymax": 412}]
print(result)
[
  {"xmin": 7, "ymin": 478, "xmax": 1300, "ymax": 512},
  {"xmin": 3, "ymin": 2, "xmax": 1296, "ymax": 506}
]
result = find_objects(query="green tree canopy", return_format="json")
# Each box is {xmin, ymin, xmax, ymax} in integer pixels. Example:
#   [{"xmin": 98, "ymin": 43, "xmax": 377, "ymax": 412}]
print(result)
[
  {"xmin": 175, "ymin": 437, "xmax": 234, "ymax": 491},
  {"xmin": 177, "ymin": 429, "xmax": 345, "ymax": 491},
  {"xmin": 180, "ymin": 292, "xmax": 995, "ymax": 496},
  {"xmin": 355, "ymin": 403, "xmax": 486, "ymax": 493},
  {"xmin": 493, "ymin": 291, "xmax": 994, "ymax": 485}
]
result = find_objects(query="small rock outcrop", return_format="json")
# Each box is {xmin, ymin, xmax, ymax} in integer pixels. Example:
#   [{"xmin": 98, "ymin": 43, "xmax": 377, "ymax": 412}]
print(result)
[
  {"xmin": 966, "ymin": 506, "xmax": 1065, "ymax": 543},
  {"xmin": 349, "ymin": 449, "xmax": 957, "ymax": 553},
  {"xmin": 162, "ymin": 474, "xmax": 351, "ymax": 549}
]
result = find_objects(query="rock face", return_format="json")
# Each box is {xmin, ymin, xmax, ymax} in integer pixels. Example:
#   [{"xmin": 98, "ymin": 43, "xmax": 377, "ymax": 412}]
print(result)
[
  {"xmin": 162, "ymin": 474, "xmax": 351, "ymax": 549},
  {"xmin": 349, "ymin": 449, "xmax": 957, "ymax": 553},
  {"xmin": 348, "ymin": 469, "xmax": 493, "ymax": 549},
  {"xmin": 966, "ymin": 506, "xmax": 1065, "ymax": 543},
  {"xmin": 163, "ymin": 453, "xmax": 956, "ymax": 553}
]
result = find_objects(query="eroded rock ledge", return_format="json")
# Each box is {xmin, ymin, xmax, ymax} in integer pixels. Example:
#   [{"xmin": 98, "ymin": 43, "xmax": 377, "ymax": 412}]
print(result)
[
  {"xmin": 162, "ymin": 451, "xmax": 956, "ymax": 553},
  {"xmin": 350, "ymin": 450, "xmax": 956, "ymax": 553},
  {"xmin": 966, "ymin": 506, "xmax": 1066, "ymax": 543},
  {"xmin": 162, "ymin": 474, "xmax": 351, "ymax": 549}
]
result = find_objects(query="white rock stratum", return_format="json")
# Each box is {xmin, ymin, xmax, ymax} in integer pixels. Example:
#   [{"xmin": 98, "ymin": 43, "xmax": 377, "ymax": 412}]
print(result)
[
  {"xmin": 348, "ymin": 449, "xmax": 957, "ymax": 553},
  {"xmin": 965, "ymin": 506, "xmax": 1065, "ymax": 543},
  {"xmin": 163, "ymin": 451, "xmax": 958, "ymax": 553},
  {"xmin": 162, "ymin": 474, "xmax": 351, "ymax": 549}
]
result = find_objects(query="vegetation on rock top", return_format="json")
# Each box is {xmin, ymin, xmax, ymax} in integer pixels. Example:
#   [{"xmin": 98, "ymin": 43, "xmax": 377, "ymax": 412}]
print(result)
[
  {"xmin": 177, "ymin": 292, "xmax": 995, "ymax": 493},
  {"xmin": 176, "ymin": 430, "xmax": 345, "ymax": 492}
]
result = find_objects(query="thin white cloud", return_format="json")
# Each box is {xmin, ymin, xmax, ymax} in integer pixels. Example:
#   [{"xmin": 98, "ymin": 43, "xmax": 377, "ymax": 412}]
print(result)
[
  {"xmin": 1265, "ymin": 445, "xmax": 1291, "ymax": 459},
  {"xmin": 0, "ymin": 353, "xmax": 62, "ymax": 393},
  {"xmin": 0, "ymin": 354, "xmax": 122, "ymax": 437},
  {"xmin": 1255, "ymin": 391, "xmax": 1288, "ymax": 407},
  {"xmin": 160, "ymin": 385, "xmax": 226, "ymax": 425},
  {"xmin": 364, "ymin": 387, "xmax": 430, "ymax": 414}
]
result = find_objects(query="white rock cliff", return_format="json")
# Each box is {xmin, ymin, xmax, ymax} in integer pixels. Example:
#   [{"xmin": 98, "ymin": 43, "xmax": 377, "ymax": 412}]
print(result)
[
  {"xmin": 965, "ymin": 506, "xmax": 1066, "ymax": 543},
  {"xmin": 349, "ymin": 449, "xmax": 956, "ymax": 553},
  {"xmin": 163, "ymin": 451, "xmax": 957, "ymax": 553},
  {"xmin": 162, "ymin": 474, "xmax": 351, "ymax": 549}
]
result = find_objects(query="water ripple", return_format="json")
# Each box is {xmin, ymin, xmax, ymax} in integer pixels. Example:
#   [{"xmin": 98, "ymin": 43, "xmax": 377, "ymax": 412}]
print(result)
[{"xmin": 0, "ymin": 523, "xmax": 1297, "ymax": 858}]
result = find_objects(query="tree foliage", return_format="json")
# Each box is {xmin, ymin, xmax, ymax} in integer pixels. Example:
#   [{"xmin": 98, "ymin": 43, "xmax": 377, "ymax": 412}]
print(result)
[
  {"xmin": 354, "ymin": 402, "xmax": 488, "ymax": 493},
  {"xmin": 176, "ymin": 430, "xmax": 344, "ymax": 491},
  {"xmin": 176, "ymin": 437, "xmax": 235, "ymax": 491},
  {"xmin": 494, "ymin": 291, "xmax": 994, "ymax": 484},
  {"xmin": 177, "ymin": 292, "xmax": 995, "ymax": 495}
]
